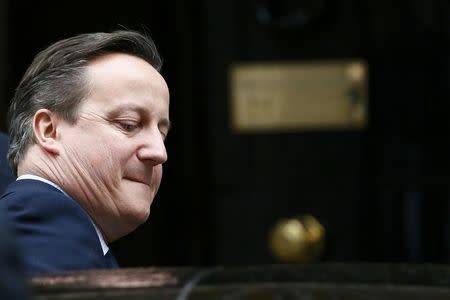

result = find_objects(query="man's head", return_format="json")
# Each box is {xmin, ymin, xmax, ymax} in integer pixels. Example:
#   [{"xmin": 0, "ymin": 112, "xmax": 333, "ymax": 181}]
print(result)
[{"xmin": 8, "ymin": 31, "xmax": 170, "ymax": 242}]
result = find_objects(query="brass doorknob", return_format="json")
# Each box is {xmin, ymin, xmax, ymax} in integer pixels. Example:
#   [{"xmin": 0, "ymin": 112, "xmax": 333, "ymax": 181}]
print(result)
[{"xmin": 268, "ymin": 215, "xmax": 325, "ymax": 263}]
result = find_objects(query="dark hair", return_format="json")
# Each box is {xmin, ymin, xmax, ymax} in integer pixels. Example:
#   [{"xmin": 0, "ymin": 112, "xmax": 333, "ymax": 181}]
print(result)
[{"xmin": 7, "ymin": 30, "xmax": 162, "ymax": 172}]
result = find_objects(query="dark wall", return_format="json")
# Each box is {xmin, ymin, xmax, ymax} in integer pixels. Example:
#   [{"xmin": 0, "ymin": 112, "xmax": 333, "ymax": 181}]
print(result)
[{"xmin": 3, "ymin": 0, "xmax": 450, "ymax": 266}]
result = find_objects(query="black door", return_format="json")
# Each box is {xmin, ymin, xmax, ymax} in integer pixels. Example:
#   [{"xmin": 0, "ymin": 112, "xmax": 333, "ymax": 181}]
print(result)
[{"xmin": 200, "ymin": 0, "xmax": 450, "ymax": 264}]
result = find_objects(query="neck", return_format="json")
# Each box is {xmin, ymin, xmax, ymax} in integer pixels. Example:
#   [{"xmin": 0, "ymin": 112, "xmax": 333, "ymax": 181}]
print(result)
[{"xmin": 18, "ymin": 145, "xmax": 76, "ymax": 200}]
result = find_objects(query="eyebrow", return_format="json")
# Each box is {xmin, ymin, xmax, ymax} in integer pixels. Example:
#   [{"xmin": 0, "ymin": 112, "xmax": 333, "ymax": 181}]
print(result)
[{"xmin": 108, "ymin": 103, "xmax": 171, "ymax": 130}]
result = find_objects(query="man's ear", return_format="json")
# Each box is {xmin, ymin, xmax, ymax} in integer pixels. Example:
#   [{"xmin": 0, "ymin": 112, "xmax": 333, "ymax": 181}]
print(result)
[{"xmin": 33, "ymin": 109, "xmax": 60, "ymax": 155}]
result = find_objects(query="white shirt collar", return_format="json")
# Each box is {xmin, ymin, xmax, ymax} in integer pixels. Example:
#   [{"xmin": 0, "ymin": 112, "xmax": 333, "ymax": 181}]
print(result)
[{"xmin": 17, "ymin": 174, "xmax": 109, "ymax": 255}]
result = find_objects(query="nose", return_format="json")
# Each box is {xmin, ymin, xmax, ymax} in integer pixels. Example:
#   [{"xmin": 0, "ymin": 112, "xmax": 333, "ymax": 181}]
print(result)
[{"xmin": 136, "ymin": 129, "xmax": 168, "ymax": 165}]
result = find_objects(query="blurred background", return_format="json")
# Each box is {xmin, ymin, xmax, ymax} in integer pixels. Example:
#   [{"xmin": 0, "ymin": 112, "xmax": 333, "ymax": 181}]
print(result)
[{"xmin": 0, "ymin": 0, "xmax": 449, "ymax": 267}]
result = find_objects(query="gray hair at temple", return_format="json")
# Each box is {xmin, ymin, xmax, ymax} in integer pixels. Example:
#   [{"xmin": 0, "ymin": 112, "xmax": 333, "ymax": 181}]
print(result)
[{"xmin": 7, "ymin": 30, "xmax": 162, "ymax": 173}]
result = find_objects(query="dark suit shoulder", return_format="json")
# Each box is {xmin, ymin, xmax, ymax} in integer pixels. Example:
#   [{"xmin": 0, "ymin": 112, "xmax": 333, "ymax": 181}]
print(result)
[
  {"xmin": 1, "ymin": 179, "xmax": 89, "ymax": 221},
  {"xmin": 0, "ymin": 179, "xmax": 108, "ymax": 274}
]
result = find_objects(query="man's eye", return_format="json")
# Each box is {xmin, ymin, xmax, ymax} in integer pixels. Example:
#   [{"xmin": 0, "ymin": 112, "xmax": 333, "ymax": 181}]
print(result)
[{"xmin": 118, "ymin": 121, "xmax": 139, "ymax": 132}]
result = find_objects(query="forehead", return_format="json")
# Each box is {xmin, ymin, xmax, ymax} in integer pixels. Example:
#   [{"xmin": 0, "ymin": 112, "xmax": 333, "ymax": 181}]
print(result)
[{"xmin": 82, "ymin": 53, "xmax": 169, "ymax": 115}]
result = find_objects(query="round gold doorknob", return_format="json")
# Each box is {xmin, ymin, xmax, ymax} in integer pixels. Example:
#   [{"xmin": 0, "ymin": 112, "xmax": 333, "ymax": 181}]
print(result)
[{"xmin": 268, "ymin": 215, "xmax": 325, "ymax": 263}]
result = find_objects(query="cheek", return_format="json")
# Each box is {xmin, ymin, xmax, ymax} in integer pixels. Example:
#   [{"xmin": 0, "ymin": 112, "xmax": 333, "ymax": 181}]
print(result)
[
  {"xmin": 96, "ymin": 143, "xmax": 133, "ymax": 186},
  {"xmin": 66, "ymin": 135, "xmax": 124, "ymax": 185}
]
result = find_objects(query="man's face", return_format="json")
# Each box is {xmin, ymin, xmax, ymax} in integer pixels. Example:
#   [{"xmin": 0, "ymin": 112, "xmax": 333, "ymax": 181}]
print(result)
[{"xmin": 57, "ymin": 53, "xmax": 170, "ymax": 242}]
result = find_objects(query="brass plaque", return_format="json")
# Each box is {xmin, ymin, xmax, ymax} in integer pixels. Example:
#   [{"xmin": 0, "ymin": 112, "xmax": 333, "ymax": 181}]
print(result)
[{"xmin": 230, "ymin": 60, "xmax": 368, "ymax": 131}]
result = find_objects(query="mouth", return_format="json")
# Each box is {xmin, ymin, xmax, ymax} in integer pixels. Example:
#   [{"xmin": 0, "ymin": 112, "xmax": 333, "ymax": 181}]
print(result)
[{"xmin": 124, "ymin": 176, "xmax": 150, "ymax": 186}]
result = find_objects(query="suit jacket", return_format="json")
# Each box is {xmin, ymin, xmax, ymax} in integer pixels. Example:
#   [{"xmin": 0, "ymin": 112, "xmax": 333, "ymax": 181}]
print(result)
[
  {"xmin": 0, "ymin": 208, "xmax": 31, "ymax": 299},
  {"xmin": 0, "ymin": 179, "xmax": 118, "ymax": 275}
]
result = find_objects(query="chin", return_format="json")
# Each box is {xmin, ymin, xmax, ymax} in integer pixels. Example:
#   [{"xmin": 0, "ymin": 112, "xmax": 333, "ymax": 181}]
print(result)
[
  {"xmin": 119, "ymin": 188, "xmax": 154, "ymax": 228},
  {"xmin": 137, "ymin": 207, "xmax": 151, "ymax": 223},
  {"xmin": 129, "ymin": 203, "xmax": 151, "ymax": 225}
]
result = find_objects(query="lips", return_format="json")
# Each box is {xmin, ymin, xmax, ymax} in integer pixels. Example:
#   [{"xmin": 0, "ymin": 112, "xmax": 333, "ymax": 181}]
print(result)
[
  {"xmin": 123, "ymin": 167, "xmax": 153, "ymax": 187},
  {"xmin": 124, "ymin": 176, "xmax": 150, "ymax": 186}
]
